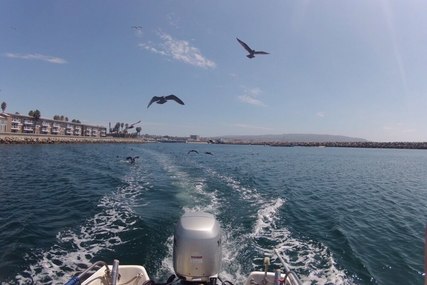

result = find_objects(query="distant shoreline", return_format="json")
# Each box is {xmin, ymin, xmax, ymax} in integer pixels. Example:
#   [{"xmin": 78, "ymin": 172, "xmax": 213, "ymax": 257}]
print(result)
[
  {"xmin": 1, "ymin": 134, "xmax": 426, "ymax": 149},
  {"xmin": 0, "ymin": 134, "xmax": 143, "ymax": 144},
  {"xmin": 226, "ymin": 141, "xmax": 427, "ymax": 150}
]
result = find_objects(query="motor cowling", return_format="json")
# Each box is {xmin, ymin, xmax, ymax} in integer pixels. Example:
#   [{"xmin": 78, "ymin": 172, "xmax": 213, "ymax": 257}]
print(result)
[{"xmin": 173, "ymin": 212, "xmax": 222, "ymax": 283}]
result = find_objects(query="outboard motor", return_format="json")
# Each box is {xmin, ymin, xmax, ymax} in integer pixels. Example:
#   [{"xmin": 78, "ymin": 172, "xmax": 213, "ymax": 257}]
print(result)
[{"xmin": 173, "ymin": 212, "xmax": 222, "ymax": 284}]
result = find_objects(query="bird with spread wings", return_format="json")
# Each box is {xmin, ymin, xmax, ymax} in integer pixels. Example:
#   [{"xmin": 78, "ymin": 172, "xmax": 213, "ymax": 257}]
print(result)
[
  {"xmin": 147, "ymin": 95, "xmax": 185, "ymax": 108},
  {"xmin": 236, "ymin": 38, "xmax": 269, "ymax": 59}
]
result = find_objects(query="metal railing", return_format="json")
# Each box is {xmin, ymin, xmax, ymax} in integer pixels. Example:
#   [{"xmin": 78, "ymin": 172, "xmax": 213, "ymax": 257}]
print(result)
[
  {"xmin": 65, "ymin": 260, "xmax": 111, "ymax": 285},
  {"xmin": 273, "ymin": 249, "xmax": 303, "ymax": 285}
]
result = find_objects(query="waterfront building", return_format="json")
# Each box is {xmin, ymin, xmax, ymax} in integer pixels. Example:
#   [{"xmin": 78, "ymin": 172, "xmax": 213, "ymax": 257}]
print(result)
[
  {"xmin": 0, "ymin": 112, "xmax": 107, "ymax": 137},
  {"xmin": 189, "ymin": 135, "xmax": 200, "ymax": 141},
  {"xmin": 0, "ymin": 113, "xmax": 9, "ymax": 133}
]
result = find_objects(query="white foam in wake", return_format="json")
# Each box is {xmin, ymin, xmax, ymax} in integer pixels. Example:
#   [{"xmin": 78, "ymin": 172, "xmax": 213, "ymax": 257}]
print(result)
[
  {"xmin": 250, "ymin": 199, "xmax": 355, "ymax": 285},
  {"xmin": 13, "ymin": 174, "xmax": 145, "ymax": 284},
  {"xmin": 151, "ymin": 151, "xmax": 355, "ymax": 285},
  {"xmin": 252, "ymin": 198, "xmax": 285, "ymax": 237},
  {"xmin": 201, "ymin": 166, "xmax": 355, "ymax": 284},
  {"xmin": 206, "ymin": 167, "xmax": 262, "ymax": 203}
]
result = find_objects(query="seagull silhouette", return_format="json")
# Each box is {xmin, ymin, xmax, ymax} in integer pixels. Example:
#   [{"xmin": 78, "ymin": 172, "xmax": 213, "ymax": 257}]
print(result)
[
  {"xmin": 147, "ymin": 95, "xmax": 185, "ymax": 108},
  {"xmin": 188, "ymin": 150, "xmax": 199, "ymax": 154},
  {"xmin": 204, "ymin": 152, "xmax": 214, "ymax": 156},
  {"xmin": 236, "ymin": 38, "xmax": 269, "ymax": 59},
  {"xmin": 126, "ymin": 156, "xmax": 139, "ymax": 164},
  {"xmin": 125, "ymin": 120, "xmax": 142, "ymax": 130}
]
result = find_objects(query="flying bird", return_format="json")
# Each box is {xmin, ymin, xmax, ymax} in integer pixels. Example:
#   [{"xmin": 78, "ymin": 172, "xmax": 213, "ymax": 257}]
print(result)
[
  {"xmin": 188, "ymin": 150, "xmax": 199, "ymax": 154},
  {"xmin": 236, "ymin": 38, "xmax": 269, "ymax": 59},
  {"xmin": 125, "ymin": 120, "xmax": 142, "ymax": 130},
  {"xmin": 204, "ymin": 152, "xmax": 214, "ymax": 156},
  {"xmin": 131, "ymin": 26, "xmax": 143, "ymax": 30},
  {"xmin": 126, "ymin": 156, "xmax": 139, "ymax": 164},
  {"xmin": 147, "ymin": 95, "xmax": 185, "ymax": 108}
]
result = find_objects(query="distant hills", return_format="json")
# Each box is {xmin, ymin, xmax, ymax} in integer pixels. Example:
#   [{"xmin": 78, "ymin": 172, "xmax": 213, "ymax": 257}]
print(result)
[{"xmin": 218, "ymin": 134, "xmax": 367, "ymax": 143}]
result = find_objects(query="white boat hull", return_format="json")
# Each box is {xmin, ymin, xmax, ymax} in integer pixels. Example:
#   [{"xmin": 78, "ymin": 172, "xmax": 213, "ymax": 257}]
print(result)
[
  {"xmin": 81, "ymin": 265, "xmax": 149, "ymax": 285},
  {"xmin": 244, "ymin": 271, "xmax": 301, "ymax": 285}
]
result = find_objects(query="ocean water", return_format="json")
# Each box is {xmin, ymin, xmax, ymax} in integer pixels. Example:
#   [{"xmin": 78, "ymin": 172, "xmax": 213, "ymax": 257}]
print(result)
[{"xmin": 0, "ymin": 143, "xmax": 425, "ymax": 285}]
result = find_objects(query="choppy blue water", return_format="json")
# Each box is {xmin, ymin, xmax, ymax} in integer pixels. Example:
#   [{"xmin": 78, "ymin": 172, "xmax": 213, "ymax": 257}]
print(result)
[{"xmin": 0, "ymin": 143, "xmax": 426, "ymax": 285}]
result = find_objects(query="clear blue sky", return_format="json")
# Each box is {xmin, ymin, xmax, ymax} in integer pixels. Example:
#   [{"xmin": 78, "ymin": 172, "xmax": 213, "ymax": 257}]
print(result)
[{"xmin": 1, "ymin": 1, "xmax": 426, "ymax": 142}]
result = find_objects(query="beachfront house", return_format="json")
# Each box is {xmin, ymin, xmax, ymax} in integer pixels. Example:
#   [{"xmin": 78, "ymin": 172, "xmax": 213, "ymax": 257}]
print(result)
[
  {"xmin": 0, "ymin": 113, "xmax": 107, "ymax": 138},
  {"xmin": 0, "ymin": 113, "xmax": 9, "ymax": 133}
]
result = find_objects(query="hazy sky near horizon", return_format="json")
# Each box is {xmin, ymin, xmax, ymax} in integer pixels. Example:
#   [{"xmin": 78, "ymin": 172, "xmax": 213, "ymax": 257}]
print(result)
[{"xmin": 1, "ymin": 1, "xmax": 426, "ymax": 141}]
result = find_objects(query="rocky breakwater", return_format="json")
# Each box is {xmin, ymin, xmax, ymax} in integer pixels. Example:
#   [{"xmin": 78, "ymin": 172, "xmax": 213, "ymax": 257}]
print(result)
[{"xmin": 0, "ymin": 134, "xmax": 143, "ymax": 144}]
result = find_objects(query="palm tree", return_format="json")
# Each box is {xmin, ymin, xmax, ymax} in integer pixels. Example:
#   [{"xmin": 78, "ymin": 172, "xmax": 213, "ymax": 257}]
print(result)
[
  {"xmin": 28, "ymin": 109, "xmax": 41, "ymax": 133},
  {"xmin": 1, "ymin": 101, "xmax": 6, "ymax": 113},
  {"xmin": 33, "ymin": 109, "xmax": 41, "ymax": 121},
  {"xmin": 33, "ymin": 110, "xmax": 41, "ymax": 133},
  {"xmin": 112, "ymin": 122, "xmax": 120, "ymax": 136},
  {"xmin": 113, "ymin": 122, "xmax": 120, "ymax": 132},
  {"xmin": 136, "ymin": 126, "xmax": 142, "ymax": 137}
]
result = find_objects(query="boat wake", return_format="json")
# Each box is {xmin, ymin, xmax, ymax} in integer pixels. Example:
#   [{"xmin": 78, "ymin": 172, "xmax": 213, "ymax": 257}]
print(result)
[
  {"xmin": 250, "ymin": 199, "xmax": 355, "ymax": 285},
  {"xmin": 11, "ymin": 149, "xmax": 355, "ymax": 285},
  {"xmin": 200, "ymin": 165, "xmax": 356, "ymax": 285},
  {"xmin": 13, "ymin": 168, "xmax": 146, "ymax": 284}
]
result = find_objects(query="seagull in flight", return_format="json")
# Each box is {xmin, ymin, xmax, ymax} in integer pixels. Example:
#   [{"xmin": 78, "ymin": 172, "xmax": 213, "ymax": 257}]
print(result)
[
  {"xmin": 204, "ymin": 152, "xmax": 214, "ymax": 156},
  {"xmin": 236, "ymin": 38, "xmax": 269, "ymax": 59},
  {"xmin": 125, "ymin": 120, "xmax": 142, "ymax": 130},
  {"xmin": 147, "ymin": 95, "xmax": 185, "ymax": 108},
  {"xmin": 126, "ymin": 156, "xmax": 139, "ymax": 164},
  {"xmin": 131, "ymin": 26, "xmax": 143, "ymax": 30},
  {"xmin": 188, "ymin": 150, "xmax": 199, "ymax": 154}
]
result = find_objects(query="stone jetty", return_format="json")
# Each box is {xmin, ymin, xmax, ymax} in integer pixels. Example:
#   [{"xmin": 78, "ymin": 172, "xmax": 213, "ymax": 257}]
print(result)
[{"xmin": 217, "ymin": 140, "xmax": 427, "ymax": 150}]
